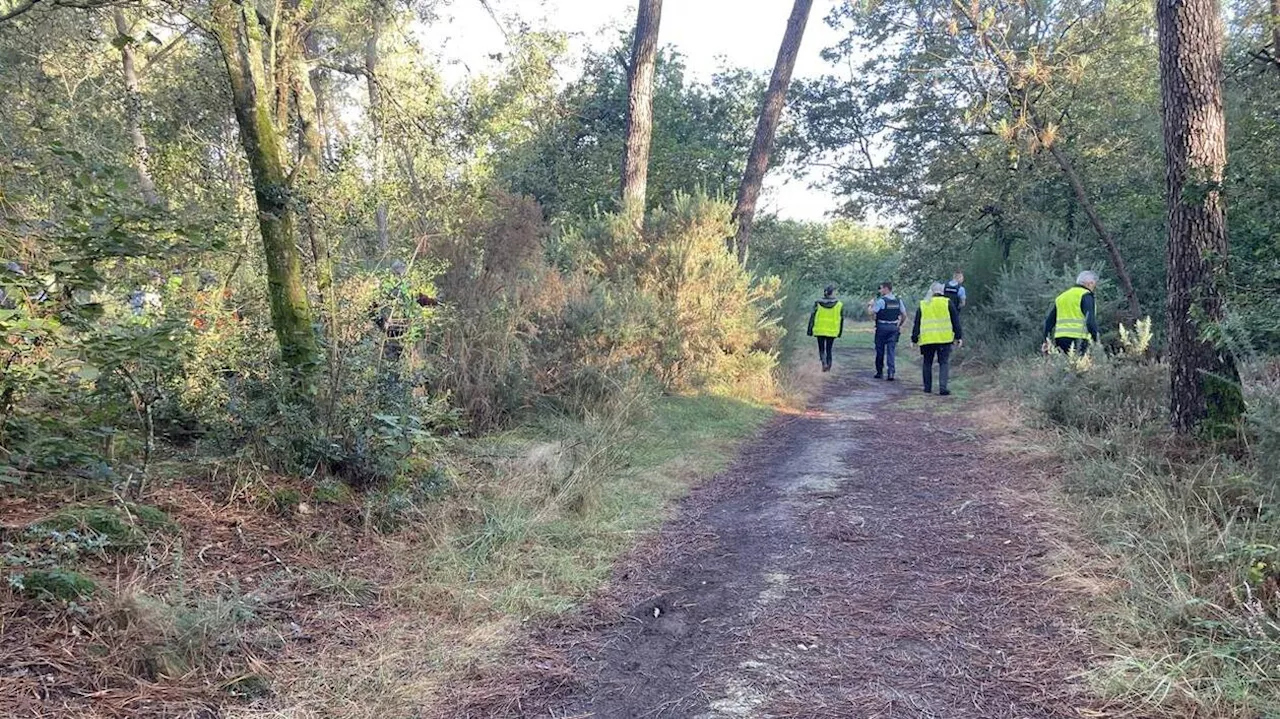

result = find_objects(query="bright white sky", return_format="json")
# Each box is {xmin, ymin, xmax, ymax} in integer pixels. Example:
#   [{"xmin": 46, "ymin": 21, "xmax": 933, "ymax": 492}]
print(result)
[{"xmin": 421, "ymin": 0, "xmax": 847, "ymax": 222}]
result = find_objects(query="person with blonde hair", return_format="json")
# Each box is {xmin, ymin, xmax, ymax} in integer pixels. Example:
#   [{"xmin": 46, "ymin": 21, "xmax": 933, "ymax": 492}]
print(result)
[{"xmin": 911, "ymin": 282, "xmax": 963, "ymax": 395}]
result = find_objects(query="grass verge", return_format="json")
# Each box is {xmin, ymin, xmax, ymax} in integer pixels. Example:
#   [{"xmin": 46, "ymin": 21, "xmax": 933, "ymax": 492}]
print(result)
[
  {"xmin": 985, "ymin": 350, "xmax": 1280, "ymax": 718},
  {"xmin": 223, "ymin": 391, "xmax": 775, "ymax": 718}
]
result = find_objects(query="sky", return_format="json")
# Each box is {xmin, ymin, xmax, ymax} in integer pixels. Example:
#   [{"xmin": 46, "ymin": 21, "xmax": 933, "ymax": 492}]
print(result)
[{"xmin": 420, "ymin": 0, "xmax": 848, "ymax": 222}]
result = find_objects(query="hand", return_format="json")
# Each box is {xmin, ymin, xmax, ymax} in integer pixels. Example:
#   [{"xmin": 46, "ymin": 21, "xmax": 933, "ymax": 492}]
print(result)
[{"xmin": 956, "ymin": 339, "xmax": 963, "ymax": 349}]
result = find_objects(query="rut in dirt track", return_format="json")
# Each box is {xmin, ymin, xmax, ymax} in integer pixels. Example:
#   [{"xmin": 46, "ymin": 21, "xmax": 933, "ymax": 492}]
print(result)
[{"xmin": 506, "ymin": 347, "xmax": 1098, "ymax": 718}]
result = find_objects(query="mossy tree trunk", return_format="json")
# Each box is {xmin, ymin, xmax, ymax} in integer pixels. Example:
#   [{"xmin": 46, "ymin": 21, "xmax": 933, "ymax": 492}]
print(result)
[{"xmin": 210, "ymin": 0, "xmax": 320, "ymax": 375}]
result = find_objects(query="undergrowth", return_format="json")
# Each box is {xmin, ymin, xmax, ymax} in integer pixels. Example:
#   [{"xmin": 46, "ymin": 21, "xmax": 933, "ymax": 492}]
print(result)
[{"xmin": 1002, "ymin": 347, "xmax": 1280, "ymax": 717}]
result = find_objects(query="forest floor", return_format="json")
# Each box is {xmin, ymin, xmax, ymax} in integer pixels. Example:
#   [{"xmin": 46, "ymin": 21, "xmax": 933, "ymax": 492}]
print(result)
[{"xmin": 456, "ymin": 345, "xmax": 1113, "ymax": 718}]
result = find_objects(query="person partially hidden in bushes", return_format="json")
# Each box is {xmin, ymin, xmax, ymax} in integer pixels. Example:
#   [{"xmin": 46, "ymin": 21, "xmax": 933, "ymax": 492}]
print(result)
[
  {"xmin": 807, "ymin": 285, "xmax": 844, "ymax": 373},
  {"xmin": 911, "ymin": 282, "xmax": 963, "ymax": 396},
  {"xmin": 1044, "ymin": 270, "xmax": 1099, "ymax": 354},
  {"xmin": 371, "ymin": 260, "xmax": 437, "ymax": 361},
  {"xmin": 866, "ymin": 281, "xmax": 906, "ymax": 381}
]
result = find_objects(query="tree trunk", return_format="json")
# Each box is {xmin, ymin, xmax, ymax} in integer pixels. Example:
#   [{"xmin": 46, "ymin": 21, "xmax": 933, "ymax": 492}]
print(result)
[
  {"xmin": 111, "ymin": 8, "xmax": 160, "ymax": 206},
  {"xmin": 366, "ymin": 0, "xmax": 390, "ymax": 253},
  {"xmin": 1271, "ymin": 0, "xmax": 1280, "ymax": 69},
  {"xmin": 210, "ymin": 0, "xmax": 320, "ymax": 373},
  {"xmin": 1158, "ymin": 0, "xmax": 1243, "ymax": 433},
  {"xmin": 1046, "ymin": 141, "xmax": 1144, "ymax": 319},
  {"xmin": 731, "ymin": 0, "xmax": 813, "ymax": 263},
  {"xmin": 620, "ymin": 0, "xmax": 662, "ymax": 223},
  {"xmin": 292, "ymin": 49, "xmax": 339, "ymax": 345}
]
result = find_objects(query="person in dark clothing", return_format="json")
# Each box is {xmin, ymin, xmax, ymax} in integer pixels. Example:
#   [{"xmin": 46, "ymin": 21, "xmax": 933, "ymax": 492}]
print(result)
[
  {"xmin": 807, "ymin": 285, "xmax": 844, "ymax": 372},
  {"xmin": 943, "ymin": 271, "xmax": 966, "ymax": 310},
  {"xmin": 1044, "ymin": 271, "xmax": 1099, "ymax": 354},
  {"xmin": 911, "ymin": 282, "xmax": 964, "ymax": 395},
  {"xmin": 866, "ymin": 282, "xmax": 906, "ymax": 380}
]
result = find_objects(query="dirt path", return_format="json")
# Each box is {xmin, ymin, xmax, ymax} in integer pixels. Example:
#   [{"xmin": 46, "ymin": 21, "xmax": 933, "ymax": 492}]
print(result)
[{"xmin": 481, "ymin": 347, "xmax": 1098, "ymax": 718}]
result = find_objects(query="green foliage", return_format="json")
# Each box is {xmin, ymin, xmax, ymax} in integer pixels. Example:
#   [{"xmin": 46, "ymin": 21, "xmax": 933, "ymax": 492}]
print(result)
[
  {"xmin": 496, "ymin": 44, "xmax": 764, "ymax": 219},
  {"xmin": 559, "ymin": 193, "xmax": 784, "ymax": 395},
  {"xmin": 11, "ymin": 568, "xmax": 97, "ymax": 602},
  {"xmin": 750, "ymin": 217, "xmax": 901, "ymax": 293},
  {"xmin": 362, "ymin": 463, "xmax": 454, "ymax": 533},
  {"xmin": 1012, "ymin": 353, "xmax": 1168, "ymax": 435}
]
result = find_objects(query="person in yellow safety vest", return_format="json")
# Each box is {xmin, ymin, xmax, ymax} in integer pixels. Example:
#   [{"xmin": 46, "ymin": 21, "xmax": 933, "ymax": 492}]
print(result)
[
  {"xmin": 1044, "ymin": 270, "xmax": 1099, "ymax": 354},
  {"xmin": 806, "ymin": 285, "xmax": 844, "ymax": 373},
  {"xmin": 911, "ymin": 282, "xmax": 963, "ymax": 396}
]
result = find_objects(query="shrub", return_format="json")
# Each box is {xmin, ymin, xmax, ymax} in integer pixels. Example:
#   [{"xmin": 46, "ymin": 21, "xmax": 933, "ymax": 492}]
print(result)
[
  {"xmin": 11, "ymin": 568, "xmax": 96, "ymax": 602},
  {"xmin": 1005, "ymin": 352, "xmax": 1167, "ymax": 434}
]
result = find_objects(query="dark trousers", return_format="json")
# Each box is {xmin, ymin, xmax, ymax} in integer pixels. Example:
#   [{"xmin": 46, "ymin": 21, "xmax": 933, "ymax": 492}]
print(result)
[
  {"xmin": 921, "ymin": 343, "xmax": 953, "ymax": 393},
  {"xmin": 816, "ymin": 336, "xmax": 835, "ymax": 368},
  {"xmin": 1054, "ymin": 337, "xmax": 1090, "ymax": 354},
  {"xmin": 874, "ymin": 326, "xmax": 900, "ymax": 377}
]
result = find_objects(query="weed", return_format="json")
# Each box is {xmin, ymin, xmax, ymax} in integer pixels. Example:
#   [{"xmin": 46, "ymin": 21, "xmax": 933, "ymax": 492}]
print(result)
[
  {"xmin": 1000, "ymin": 353, "xmax": 1280, "ymax": 716},
  {"xmin": 304, "ymin": 569, "xmax": 376, "ymax": 603},
  {"xmin": 117, "ymin": 590, "xmax": 261, "ymax": 680},
  {"xmin": 10, "ymin": 568, "xmax": 96, "ymax": 601},
  {"xmin": 314, "ymin": 477, "xmax": 351, "ymax": 504},
  {"xmin": 37, "ymin": 505, "xmax": 145, "ymax": 548}
]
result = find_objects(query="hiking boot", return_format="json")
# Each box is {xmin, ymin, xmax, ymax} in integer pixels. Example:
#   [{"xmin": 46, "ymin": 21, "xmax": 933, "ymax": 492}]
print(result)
[
  {"xmin": 873, "ymin": 373, "xmax": 883, "ymax": 379},
  {"xmin": 939, "ymin": 390, "xmax": 952, "ymax": 396},
  {"xmin": 922, "ymin": 388, "xmax": 932, "ymax": 394},
  {"xmin": 886, "ymin": 376, "xmax": 895, "ymax": 382}
]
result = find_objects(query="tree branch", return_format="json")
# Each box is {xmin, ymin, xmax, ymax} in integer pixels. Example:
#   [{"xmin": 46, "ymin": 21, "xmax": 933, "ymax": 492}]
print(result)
[{"xmin": 0, "ymin": 0, "xmax": 40, "ymax": 23}]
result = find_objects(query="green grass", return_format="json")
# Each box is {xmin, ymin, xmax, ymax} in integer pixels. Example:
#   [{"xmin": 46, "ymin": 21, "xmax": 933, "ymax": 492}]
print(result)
[{"xmin": 413, "ymin": 393, "xmax": 774, "ymax": 620}]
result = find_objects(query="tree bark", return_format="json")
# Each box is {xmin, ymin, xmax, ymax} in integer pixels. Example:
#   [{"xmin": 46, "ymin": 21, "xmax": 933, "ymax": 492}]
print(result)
[
  {"xmin": 1046, "ymin": 141, "xmax": 1143, "ymax": 319},
  {"xmin": 292, "ymin": 48, "xmax": 339, "ymax": 345},
  {"xmin": 112, "ymin": 8, "xmax": 160, "ymax": 206},
  {"xmin": 1158, "ymin": 0, "xmax": 1242, "ymax": 433},
  {"xmin": 620, "ymin": 0, "xmax": 662, "ymax": 223},
  {"xmin": 1271, "ymin": 0, "xmax": 1280, "ymax": 70},
  {"xmin": 366, "ymin": 0, "xmax": 389, "ymax": 253},
  {"xmin": 732, "ymin": 0, "xmax": 813, "ymax": 263},
  {"xmin": 210, "ymin": 0, "xmax": 320, "ymax": 374}
]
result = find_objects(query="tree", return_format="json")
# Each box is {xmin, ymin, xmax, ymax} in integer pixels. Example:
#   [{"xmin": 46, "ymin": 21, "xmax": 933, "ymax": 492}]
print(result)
[
  {"xmin": 1158, "ymin": 0, "xmax": 1243, "ymax": 431},
  {"xmin": 620, "ymin": 0, "xmax": 662, "ymax": 222},
  {"xmin": 800, "ymin": 0, "xmax": 1151, "ymax": 314},
  {"xmin": 110, "ymin": 8, "xmax": 160, "ymax": 206},
  {"xmin": 209, "ymin": 0, "xmax": 320, "ymax": 374},
  {"xmin": 731, "ymin": 0, "xmax": 812, "ymax": 262}
]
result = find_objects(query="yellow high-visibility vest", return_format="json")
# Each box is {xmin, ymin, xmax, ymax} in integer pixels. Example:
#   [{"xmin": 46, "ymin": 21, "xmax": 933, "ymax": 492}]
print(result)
[
  {"xmin": 918, "ymin": 297, "xmax": 954, "ymax": 345},
  {"xmin": 1054, "ymin": 286, "xmax": 1091, "ymax": 340},
  {"xmin": 812, "ymin": 301, "xmax": 843, "ymax": 337}
]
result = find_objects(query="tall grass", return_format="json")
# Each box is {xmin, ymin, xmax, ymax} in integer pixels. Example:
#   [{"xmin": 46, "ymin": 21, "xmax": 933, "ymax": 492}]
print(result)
[{"xmin": 1003, "ymin": 350, "xmax": 1280, "ymax": 717}]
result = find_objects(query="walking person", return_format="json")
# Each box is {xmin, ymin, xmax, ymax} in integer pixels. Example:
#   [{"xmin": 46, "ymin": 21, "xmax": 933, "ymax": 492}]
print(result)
[
  {"xmin": 806, "ymin": 285, "xmax": 843, "ymax": 373},
  {"xmin": 867, "ymin": 282, "xmax": 906, "ymax": 380},
  {"xmin": 943, "ymin": 270, "xmax": 966, "ymax": 310},
  {"xmin": 911, "ymin": 282, "xmax": 963, "ymax": 395},
  {"xmin": 1044, "ymin": 271, "xmax": 1099, "ymax": 354}
]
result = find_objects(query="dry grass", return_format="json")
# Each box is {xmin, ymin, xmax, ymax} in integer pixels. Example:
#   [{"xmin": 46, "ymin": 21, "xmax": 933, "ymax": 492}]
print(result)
[{"xmin": 0, "ymin": 388, "xmax": 776, "ymax": 719}]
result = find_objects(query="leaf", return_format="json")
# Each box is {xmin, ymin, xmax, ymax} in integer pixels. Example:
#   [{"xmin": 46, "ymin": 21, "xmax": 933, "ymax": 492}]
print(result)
[
  {"xmin": 111, "ymin": 34, "xmax": 135, "ymax": 50},
  {"xmin": 76, "ymin": 365, "xmax": 101, "ymax": 382}
]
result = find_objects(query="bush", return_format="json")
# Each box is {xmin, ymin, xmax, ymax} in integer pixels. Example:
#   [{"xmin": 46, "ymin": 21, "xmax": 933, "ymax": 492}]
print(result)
[
  {"xmin": 1011, "ymin": 352, "xmax": 1168, "ymax": 433},
  {"xmin": 563, "ymin": 193, "xmax": 784, "ymax": 395},
  {"xmin": 11, "ymin": 568, "xmax": 96, "ymax": 602},
  {"xmin": 973, "ymin": 253, "xmax": 1131, "ymax": 364}
]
